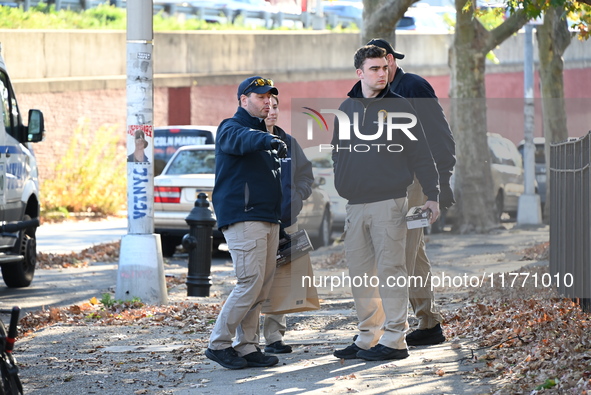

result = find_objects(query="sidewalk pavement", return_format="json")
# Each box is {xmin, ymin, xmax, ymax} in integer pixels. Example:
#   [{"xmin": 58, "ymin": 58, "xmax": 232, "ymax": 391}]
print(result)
[{"xmin": 15, "ymin": 224, "xmax": 550, "ymax": 394}]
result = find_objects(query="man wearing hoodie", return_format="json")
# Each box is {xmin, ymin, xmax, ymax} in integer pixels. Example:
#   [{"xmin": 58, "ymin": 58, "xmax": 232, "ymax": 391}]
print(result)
[
  {"xmin": 331, "ymin": 45, "xmax": 440, "ymax": 361},
  {"xmin": 366, "ymin": 38, "xmax": 456, "ymax": 346},
  {"xmin": 206, "ymin": 76, "xmax": 288, "ymax": 370}
]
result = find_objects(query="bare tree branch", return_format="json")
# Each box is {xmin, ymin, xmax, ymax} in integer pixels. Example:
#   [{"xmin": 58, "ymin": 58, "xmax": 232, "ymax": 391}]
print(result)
[{"xmin": 484, "ymin": 10, "xmax": 530, "ymax": 53}]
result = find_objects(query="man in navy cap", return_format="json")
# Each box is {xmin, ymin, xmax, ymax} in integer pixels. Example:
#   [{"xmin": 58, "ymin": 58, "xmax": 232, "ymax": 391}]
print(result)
[
  {"xmin": 366, "ymin": 38, "xmax": 456, "ymax": 347},
  {"xmin": 206, "ymin": 76, "xmax": 288, "ymax": 370}
]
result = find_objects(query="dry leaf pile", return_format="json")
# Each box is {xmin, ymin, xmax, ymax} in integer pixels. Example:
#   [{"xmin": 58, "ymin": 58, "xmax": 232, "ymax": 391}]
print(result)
[
  {"xmin": 19, "ymin": 298, "xmax": 219, "ymax": 338},
  {"xmin": 518, "ymin": 241, "xmax": 550, "ymax": 261},
  {"xmin": 444, "ymin": 264, "xmax": 591, "ymax": 394},
  {"xmin": 37, "ymin": 241, "xmax": 121, "ymax": 269}
]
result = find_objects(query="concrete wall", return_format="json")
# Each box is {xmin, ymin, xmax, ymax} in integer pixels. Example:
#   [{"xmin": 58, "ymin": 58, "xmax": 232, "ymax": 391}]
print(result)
[
  {"xmin": 2, "ymin": 30, "xmax": 589, "ymax": 89},
  {"xmin": 1, "ymin": 30, "xmax": 590, "ymax": 181}
]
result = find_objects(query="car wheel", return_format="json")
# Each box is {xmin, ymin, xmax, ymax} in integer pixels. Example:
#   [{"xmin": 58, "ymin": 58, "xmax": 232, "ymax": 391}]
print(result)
[
  {"xmin": 1, "ymin": 215, "xmax": 36, "ymax": 288},
  {"xmin": 161, "ymin": 236, "xmax": 179, "ymax": 257},
  {"xmin": 313, "ymin": 208, "xmax": 332, "ymax": 248},
  {"xmin": 495, "ymin": 191, "xmax": 504, "ymax": 221}
]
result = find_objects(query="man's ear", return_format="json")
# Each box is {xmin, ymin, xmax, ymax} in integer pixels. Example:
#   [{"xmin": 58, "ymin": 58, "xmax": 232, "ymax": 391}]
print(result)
[{"xmin": 356, "ymin": 68, "xmax": 363, "ymax": 79}]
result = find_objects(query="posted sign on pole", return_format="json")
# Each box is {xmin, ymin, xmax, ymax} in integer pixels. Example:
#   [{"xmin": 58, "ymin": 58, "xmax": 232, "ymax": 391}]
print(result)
[{"xmin": 116, "ymin": 0, "xmax": 168, "ymax": 304}]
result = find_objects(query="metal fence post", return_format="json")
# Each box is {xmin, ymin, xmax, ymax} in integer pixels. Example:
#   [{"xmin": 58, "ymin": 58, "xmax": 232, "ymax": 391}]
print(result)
[{"xmin": 550, "ymin": 131, "xmax": 591, "ymax": 312}]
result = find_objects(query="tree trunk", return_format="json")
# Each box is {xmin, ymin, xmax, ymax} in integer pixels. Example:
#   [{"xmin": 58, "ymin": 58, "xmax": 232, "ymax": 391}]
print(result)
[
  {"xmin": 448, "ymin": 2, "xmax": 529, "ymax": 233},
  {"xmin": 536, "ymin": 7, "xmax": 572, "ymax": 221},
  {"xmin": 362, "ymin": 0, "xmax": 416, "ymax": 45},
  {"xmin": 449, "ymin": 0, "xmax": 498, "ymax": 233}
]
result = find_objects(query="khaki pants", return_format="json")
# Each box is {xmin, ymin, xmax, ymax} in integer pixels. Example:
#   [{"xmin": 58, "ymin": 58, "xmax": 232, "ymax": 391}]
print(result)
[
  {"xmin": 208, "ymin": 221, "xmax": 279, "ymax": 356},
  {"xmin": 344, "ymin": 198, "xmax": 409, "ymax": 350},
  {"xmin": 262, "ymin": 222, "xmax": 298, "ymax": 344},
  {"xmin": 406, "ymin": 177, "xmax": 443, "ymax": 330}
]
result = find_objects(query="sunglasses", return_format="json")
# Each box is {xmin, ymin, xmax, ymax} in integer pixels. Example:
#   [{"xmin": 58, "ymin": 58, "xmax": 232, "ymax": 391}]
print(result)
[{"xmin": 242, "ymin": 78, "xmax": 274, "ymax": 96}]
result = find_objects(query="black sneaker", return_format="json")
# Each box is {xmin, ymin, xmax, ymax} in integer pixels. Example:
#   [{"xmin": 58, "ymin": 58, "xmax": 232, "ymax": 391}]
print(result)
[
  {"xmin": 242, "ymin": 347, "xmax": 279, "ymax": 367},
  {"xmin": 264, "ymin": 340, "xmax": 293, "ymax": 354},
  {"xmin": 333, "ymin": 343, "xmax": 365, "ymax": 359},
  {"xmin": 405, "ymin": 323, "xmax": 446, "ymax": 346},
  {"xmin": 205, "ymin": 347, "xmax": 248, "ymax": 369},
  {"xmin": 356, "ymin": 344, "xmax": 409, "ymax": 361}
]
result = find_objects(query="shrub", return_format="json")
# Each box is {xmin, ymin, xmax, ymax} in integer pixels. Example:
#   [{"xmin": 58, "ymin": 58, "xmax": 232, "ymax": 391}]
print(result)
[{"xmin": 40, "ymin": 119, "xmax": 126, "ymax": 216}]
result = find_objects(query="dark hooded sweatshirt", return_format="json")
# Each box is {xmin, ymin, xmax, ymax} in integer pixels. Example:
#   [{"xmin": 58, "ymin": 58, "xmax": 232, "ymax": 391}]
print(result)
[{"xmin": 272, "ymin": 125, "xmax": 314, "ymax": 228}]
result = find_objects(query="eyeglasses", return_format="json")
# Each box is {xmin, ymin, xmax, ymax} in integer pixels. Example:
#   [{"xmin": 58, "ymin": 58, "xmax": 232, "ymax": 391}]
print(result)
[{"xmin": 242, "ymin": 78, "xmax": 274, "ymax": 96}]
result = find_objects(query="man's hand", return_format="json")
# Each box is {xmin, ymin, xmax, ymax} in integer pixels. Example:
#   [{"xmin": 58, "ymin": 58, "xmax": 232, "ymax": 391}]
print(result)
[
  {"xmin": 421, "ymin": 200, "xmax": 440, "ymax": 224},
  {"xmin": 439, "ymin": 183, "xmax": 456, "ymax": 210},
  {"xmin": 270, "ymin": 138, "xmax": 288, "ymax": 158},
  {"xmin": 279, "ymin": 227, "xmax": 291, "ymax": 242}
]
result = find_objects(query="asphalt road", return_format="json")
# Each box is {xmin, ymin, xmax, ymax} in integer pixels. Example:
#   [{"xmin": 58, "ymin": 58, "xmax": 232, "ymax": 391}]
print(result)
[
  {"xmin": 36, "ymin": 217, "xmax": 128, "ymax": 254},
  {"xmin": 1, "ymin": 218, "xmax": 232, "ymax": 314}
]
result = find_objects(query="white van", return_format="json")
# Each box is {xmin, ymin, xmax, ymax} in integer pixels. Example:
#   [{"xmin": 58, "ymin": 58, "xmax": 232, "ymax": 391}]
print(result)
[{"xmin": 0, "ymin": 45, "xmax": 45, "ymax": 287}]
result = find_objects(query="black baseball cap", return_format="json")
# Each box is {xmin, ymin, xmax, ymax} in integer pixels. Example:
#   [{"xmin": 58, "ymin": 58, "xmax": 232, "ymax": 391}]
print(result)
[
  {"xmin": 237, "ymin": 76, "xmax": 278, "ymax": 99},
  {"xmin": 366, "ymin": 38, "xmax": 405, "ymax": 60}
]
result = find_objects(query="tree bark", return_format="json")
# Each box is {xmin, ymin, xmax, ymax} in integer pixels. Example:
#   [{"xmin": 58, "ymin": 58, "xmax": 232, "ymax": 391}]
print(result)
[
  {"xmin": 449, "ymin": 0, "xmax": 529, "ymax": 233},
  {"xmin": 536, "ymin": 7, "xmax": 572, "ymax": 221},
  {"xmin": 362, "ymin": 0, "xmax": 416, "ymax": 44}
]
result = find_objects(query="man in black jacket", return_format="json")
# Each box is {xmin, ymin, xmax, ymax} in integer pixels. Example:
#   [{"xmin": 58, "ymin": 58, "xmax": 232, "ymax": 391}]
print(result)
[
  {"xmin": 331, "ymin": 45, "xmax": 440, "ymax": 361},
  {"xmin": 367, "ymin": 38, "xmax": 456, "ymax": 346}
]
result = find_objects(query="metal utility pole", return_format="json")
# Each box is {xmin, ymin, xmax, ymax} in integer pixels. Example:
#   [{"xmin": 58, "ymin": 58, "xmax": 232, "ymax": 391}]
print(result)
[
  {"xmin": 517, "ymin": 23, "xmax": 542, "ymax": 226},
  {"xmin": 116, "ymin": 0, "xmax": 168, "ymax": 304}
]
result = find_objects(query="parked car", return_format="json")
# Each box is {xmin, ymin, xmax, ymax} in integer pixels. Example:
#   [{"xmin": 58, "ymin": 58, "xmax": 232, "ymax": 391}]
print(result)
[
  {"xmin": 396, "ymin": 5, "xmax": 454, "ymax": 33},
  {"xmin": 153, "ymin": 125, "xmax": 216, "ymax": 176},
  {"xmin": 303, "ymin": 146, "xmax": 347, "ymax": 232},
  {"xmin": 154, "ymin": 144, "xmax": 333, "ymax": 257},
  {"xmin": 213, "ymin": 0, "xmax": 276, "ymax": 26},
  {"xmin": 0, "ymin": 47, "xmax": 45, "ymax": 287},
  {"xmin": 517, "ymin": 137, "xmax": 546, "ymax": 211},
  {"xmin": 442, "ymin": 133, "xmax": 526, "ymax": 228},
  {"xmin": 321, "ymin": 0, "xmax": 363, "ymax": 27},
  {"xmin": 178, "ymin": 0, "xmax": 229, "ymax": 24}
]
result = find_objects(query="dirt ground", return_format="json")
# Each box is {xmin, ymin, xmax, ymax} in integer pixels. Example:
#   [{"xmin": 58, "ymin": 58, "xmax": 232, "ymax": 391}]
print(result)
[{"xmin": 12, "ymin": 224, "xmax": 554, "ymax": 394}]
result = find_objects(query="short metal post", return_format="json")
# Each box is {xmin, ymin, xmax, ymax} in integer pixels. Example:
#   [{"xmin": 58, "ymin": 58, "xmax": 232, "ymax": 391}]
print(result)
[{"xmin": 182, "ymin": 193, "xmax": 216, "ymax": 297}]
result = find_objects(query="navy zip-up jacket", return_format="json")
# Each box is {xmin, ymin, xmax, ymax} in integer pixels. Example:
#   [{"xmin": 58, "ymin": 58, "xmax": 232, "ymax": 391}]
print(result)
[
  {"xmin": 331, "ymin": 81, "xmax": 439, "ymax": 204},
  {"xmin": 272, "ymin": 125, "xmax": 314, "ymax": 227},
  {"xmin": 212, "ymin": 106, "xmax": 282, "ymax": 230}
]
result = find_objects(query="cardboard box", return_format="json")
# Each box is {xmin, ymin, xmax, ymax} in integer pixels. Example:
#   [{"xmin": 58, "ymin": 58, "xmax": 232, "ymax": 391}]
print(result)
[
  {"xmin": 262, "ymin": 253, "xmax": 320, "ymax": 315},
  {"xmin": 276, "ymin": 229, "xmax": 314, "ymax": 267},
  {"xmin": 405, "ymin": 206, "xmax": 430, "ymax": 229}
]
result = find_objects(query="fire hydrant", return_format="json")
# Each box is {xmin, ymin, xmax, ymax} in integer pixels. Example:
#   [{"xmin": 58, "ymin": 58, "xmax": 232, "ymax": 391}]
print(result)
[{"xmin": 182, "ymin": 192, "xmax": 216, "ymax": 297}]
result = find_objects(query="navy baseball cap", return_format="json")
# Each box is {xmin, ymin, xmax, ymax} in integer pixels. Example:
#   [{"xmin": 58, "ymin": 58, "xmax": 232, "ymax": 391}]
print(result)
[
  {"xmin": 237, "ymin": 76, "xmax": 278, "ymax": 99},
  {"xmin": 366, "ymin": 38, "xmax": 405, "ymax": 59}
]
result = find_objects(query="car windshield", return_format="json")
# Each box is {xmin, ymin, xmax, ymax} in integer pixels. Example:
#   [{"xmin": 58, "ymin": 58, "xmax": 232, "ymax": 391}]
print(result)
[{"xmin": 166, "ymin": 149, "xmax": 216, "ymax": 175}]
